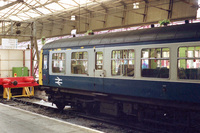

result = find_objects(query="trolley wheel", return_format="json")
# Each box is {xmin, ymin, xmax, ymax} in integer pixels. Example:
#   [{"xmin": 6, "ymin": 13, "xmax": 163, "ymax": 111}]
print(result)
[{"xmin": 55, "ymin": 102, "xmax": 65, "ymax": 110}]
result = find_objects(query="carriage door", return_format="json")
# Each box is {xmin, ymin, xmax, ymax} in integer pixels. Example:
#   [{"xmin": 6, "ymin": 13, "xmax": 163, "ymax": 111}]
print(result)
[
  {"xmin": 94, "ymin": 48, "xmax": 105, "ymax": 90},
  {"xmin": 42, "ymin": 54, "xmax": 49, "ymax": 85}
]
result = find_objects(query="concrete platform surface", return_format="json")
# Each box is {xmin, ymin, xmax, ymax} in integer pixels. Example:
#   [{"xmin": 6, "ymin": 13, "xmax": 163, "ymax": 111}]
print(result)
[{"xmin": 0, "ymin": 103, "xmax": 104, "ymax": 133}]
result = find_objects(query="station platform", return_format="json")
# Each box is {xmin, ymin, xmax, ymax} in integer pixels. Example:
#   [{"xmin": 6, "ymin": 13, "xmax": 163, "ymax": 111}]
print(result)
[{"xmin": 0, "ymin": 103, "xmax": 103, "ymax": 133}]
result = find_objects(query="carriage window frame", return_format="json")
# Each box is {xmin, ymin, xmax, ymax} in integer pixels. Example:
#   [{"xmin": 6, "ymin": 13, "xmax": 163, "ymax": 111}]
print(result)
[
  {"xmin": 177, "ymin": 46, "xmax": 200, "ymax": 80},
  {"xmin": 141, "ymin": 47, "xmax": 170, "ymax": 78},
  {"xmin": 111, "ymin": 49, "xmax": 135, "ymax": 77},
  {"xmin": 43, "ymin": 55, "xmax": 48, "ymax": 69},
  {"xmin": 71, "ymin": 51, "xmax": 88, "ymax": 75},
  {"xmin": 51, "ymin": 52, "xmax": 66, "ymax": 74},
  {"xmin": 95, "ymin": 51, "xmax": 103, "ymax": 70}
]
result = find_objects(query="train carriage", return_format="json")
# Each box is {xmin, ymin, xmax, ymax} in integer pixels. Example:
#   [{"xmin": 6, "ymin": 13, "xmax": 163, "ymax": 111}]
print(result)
[{"xmin": 39, "ymin": 23, "xmax": 200, "ymax": 121}]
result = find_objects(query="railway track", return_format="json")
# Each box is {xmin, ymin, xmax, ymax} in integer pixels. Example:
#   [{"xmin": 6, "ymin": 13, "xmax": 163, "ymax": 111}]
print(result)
[{"xmin": 0, "ymin": 98, "xmax": 198, "ymax": 133}]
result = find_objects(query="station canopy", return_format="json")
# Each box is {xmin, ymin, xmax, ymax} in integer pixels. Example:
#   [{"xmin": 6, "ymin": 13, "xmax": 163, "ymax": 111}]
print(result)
[
  {"xmin": 0, "ymin": 0, "xmax": 199, "ymax": 43},
  {"xmin": 0, "ymin": 0, "xmax": 105, "ymax": 21},
  {"xmin": 0, "ymin": 0, "xmax": 198, "ymax": 22}
]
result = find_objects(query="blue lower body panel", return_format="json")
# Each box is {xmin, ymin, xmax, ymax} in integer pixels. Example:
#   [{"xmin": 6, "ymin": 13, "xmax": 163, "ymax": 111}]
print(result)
[{"xmin": 44, "ymin": 75, "xmax": 200, "ymax": 104}]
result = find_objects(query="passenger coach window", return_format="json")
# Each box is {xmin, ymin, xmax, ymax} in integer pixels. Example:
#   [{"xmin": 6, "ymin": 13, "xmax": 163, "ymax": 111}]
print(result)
[
  {"xmin": 111, "ymin": 50, "xmax": 134, "ymax": 76},
  {"xmin": 52, "ymin": 53, "xmax": 65, "ymax": 73},
  {"xmin": 141, "ymin": 48, "xmax": 170, "ymax": 78},
  {"xmin": 71, "ymin": 52, "xmax": 88, "ymax": 74},
  {"xmin": 178, "ymin": 46, "xmax": 200, "ymax": 79},
  {"xmin": 43, "ymin": 55, "xmax": 47, "ymax": 69},
  {"xmin": 95, "ymin": 52, "xmax": 103, "ymax": 70}
]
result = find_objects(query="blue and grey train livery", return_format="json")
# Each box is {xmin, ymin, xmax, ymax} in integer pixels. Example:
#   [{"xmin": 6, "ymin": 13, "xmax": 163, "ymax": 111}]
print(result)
[{"xmin": 39, "ymin": 23, "xmax": 200, "ymax": 120}]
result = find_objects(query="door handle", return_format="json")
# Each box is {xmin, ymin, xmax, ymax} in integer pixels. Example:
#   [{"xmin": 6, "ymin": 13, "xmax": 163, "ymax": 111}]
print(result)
[{"xmin": 102, "ymin": 70, "xmax": 106, "ymax": 77}]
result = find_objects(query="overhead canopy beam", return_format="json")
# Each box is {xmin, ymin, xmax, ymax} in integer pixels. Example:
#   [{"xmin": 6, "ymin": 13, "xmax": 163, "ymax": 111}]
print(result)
[
  {"xmin": 22, "ymin": 1, "xmax": 44, "ymax": 16},
  {"xmin": 168, "ymin": 0, "xmax": 173, "ymax": 19},
  {"xmin": 0, "ymin": 0, "xmax": 23, "ymax": 11}
]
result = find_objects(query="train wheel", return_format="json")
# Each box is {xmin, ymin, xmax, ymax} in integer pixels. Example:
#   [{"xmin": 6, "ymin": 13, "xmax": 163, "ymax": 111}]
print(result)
[{"xmin": 55, "ymin": 102, "xmax": 65, "ymax": 110}]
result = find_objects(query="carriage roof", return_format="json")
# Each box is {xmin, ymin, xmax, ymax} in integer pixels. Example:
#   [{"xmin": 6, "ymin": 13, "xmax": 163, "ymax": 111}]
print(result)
[{"xmin": 42, "ymin": 23, "xmax": 200, "ymax": 50}]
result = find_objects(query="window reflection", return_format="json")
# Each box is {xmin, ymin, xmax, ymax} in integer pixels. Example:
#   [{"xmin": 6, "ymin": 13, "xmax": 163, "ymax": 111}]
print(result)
[
  {"xmin": 178, "ymin": 46, "xmax": 200, "ymax": 79},
  {"xmin": 95, "ymin": 52, "xmax": 103, "ymax": 70},
  {"xmin": 141, "ymin": 48, "xmax": 170, "ymax": 78},
  {"xmin": 52, "ymin": 53, "xmax": 65, "ymax": 73},
  {"xmin": 71, "ymin": 52, "xmax": 88, "ymax": 74},
  {"xmin": 111, "ymin": 49, "xmax": 134, "ymax": 77}
]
